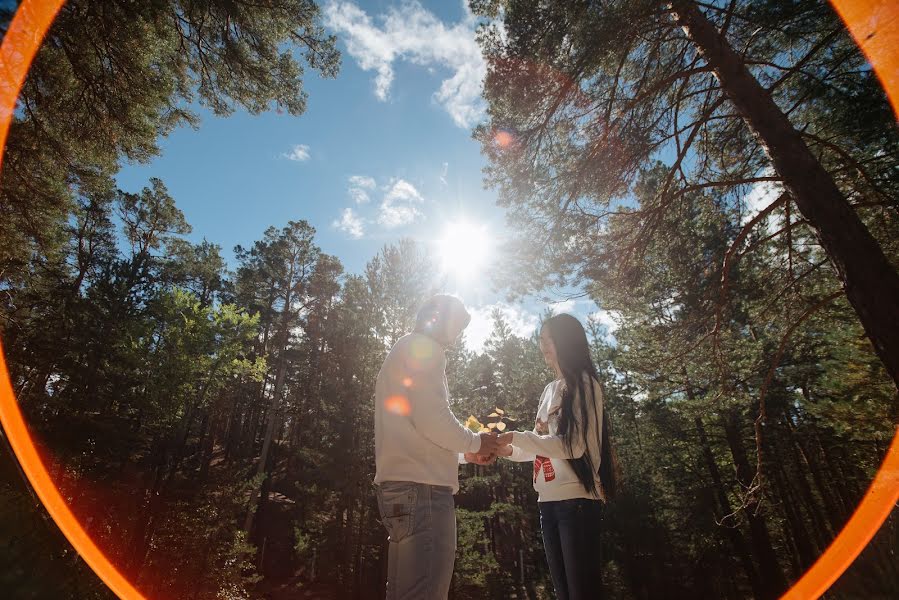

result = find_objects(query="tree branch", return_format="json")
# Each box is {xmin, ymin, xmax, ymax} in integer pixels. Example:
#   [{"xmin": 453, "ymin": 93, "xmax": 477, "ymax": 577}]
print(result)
[{"xmin": 751, "ymin": 290, "xmax": 843, "ymax": 499}]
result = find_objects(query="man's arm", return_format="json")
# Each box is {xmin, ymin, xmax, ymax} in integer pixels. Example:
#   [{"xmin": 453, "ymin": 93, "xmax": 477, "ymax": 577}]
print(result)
[{"xmin": 408, "ymin": 353, "xmax": 482, "ymax": 455}]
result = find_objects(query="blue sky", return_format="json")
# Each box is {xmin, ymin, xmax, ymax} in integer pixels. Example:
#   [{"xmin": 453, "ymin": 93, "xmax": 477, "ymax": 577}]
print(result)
[{"xmin": 113, "ymin": 0, "xmax": 611, "ymax": 351}]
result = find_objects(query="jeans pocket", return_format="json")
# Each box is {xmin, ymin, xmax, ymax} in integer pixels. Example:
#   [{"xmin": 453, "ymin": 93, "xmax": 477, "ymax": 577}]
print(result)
[{"xmin": 377, "ymin": 482, "xmax": 418, "ymax": 543}]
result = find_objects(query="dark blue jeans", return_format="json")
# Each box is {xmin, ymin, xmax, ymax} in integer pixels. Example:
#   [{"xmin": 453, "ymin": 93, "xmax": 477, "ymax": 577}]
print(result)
[{"xmin": 539, "ymin": 498, "xmax": 604, "ymax": 600}]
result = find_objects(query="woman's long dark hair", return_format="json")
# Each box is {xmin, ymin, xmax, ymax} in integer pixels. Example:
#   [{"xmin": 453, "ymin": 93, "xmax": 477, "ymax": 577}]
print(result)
[{"xmin": 543, "ymin": 314, "xmax": 620, "ymax": 499}]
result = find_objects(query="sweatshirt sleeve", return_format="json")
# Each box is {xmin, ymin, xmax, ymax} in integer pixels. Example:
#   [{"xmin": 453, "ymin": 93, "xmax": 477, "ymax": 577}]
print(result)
[
  {"xmin": 502, "ymin": 383, "xmax": 550, "ymax": 463},
  {"xmin": 511, "ymin": 430, "xmax": 587, "ymax": 459},
  {"xmin": 504, "ymin": 444, "xmax": 536, "ymax": 462},
  {"xmin": 408, "ymin": 350, "xmax": 481, "ymax": 455},
  {"xmin": 510, "ymin": 376, "xmax": 601, "ymax": 460}
]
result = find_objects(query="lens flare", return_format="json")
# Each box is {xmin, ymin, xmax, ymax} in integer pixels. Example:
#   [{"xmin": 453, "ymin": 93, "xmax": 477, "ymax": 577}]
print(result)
[
  {"xmin": 494, "ymin": 129, "xmax": 515, "ymax": 148},
  {"xmin": 0, "ymin": 3, "xmax": 148, "ymax": 599},
  {"xmin": 384, "ymin": 395, "xmax": 411, "ymax": 417},
  {"xmin": 405, "ymin": 336, "xmax": 440, "ymax": 374}
]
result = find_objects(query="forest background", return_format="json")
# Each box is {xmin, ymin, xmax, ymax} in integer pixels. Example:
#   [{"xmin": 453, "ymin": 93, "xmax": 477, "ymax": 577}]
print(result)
[{"xmin": 0, "ymin": 1, "xmax": 897, "ymax": 599}]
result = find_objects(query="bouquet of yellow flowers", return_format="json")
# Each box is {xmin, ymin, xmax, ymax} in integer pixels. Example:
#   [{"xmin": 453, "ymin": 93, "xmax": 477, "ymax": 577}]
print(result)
[
  {"xmin": 465, "ymin": 408, "xmax": 509, "ymax": 433},
  {"xmin": 464, "ymin": 415, "xmax": 489, "ymax": 433}
]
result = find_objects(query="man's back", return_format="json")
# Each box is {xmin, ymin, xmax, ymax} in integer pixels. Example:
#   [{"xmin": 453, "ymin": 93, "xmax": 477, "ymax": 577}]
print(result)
[
  {"xmin": 372, "ymin": 296, "xmax": 494, "ymax": 600},
  {"xmin": 374, "ymin": 332, "xmax": 479, "ymax": 494}
]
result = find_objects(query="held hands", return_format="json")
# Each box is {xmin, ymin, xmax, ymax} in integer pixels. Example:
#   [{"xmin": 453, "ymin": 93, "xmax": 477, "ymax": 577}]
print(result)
[
  {"xmin": 491, "ymin": 432, "xmax": 514, "ymax": 457},
  {"xmin": 464, "ymin": 451, "xmax": 496, "ymax": 465},
  {"xmin": 477, "ymin": 431, "xmax": 506, "ymax": 456},
  {"xmin": 468, "ymin": 431, "xmax": 515, "ymax": 465}
]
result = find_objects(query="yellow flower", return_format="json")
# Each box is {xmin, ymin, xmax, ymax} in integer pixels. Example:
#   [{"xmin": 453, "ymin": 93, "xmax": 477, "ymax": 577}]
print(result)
[{"xmin": 465, "ymin": 415, "xmax": 484, "ymax": 432}]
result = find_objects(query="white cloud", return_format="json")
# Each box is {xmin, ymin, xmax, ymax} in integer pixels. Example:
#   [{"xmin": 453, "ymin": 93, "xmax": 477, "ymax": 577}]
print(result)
[
  {"xmin": 324, "ymin": 1, "xmax": 487, "ymax": 128},
  {"xmin": 741, "ymin": 169, "xmax": 784, "ymax": 233},
  {"xmin": 465, "ymin": 302, "xmax": 540, "ymax": 353},
  {"xmin": 349, "ymin": 188, "xmax": 370, "ymax": 204},
  {"xmin": 439, "ymin": 162, "xmax": 449, "ymax": 186},
  {"xmin": 591, "ymin": 309, "xmax": 621, "ymax": 333},
  {"xmin": 377, "ymin": 178, "xmax": 425, "ymax": 228},
  {"xmin": 349, "ymin": 175, "xmax": 376, "ymax": 189},
  {"xmin": 348, "ymin": 174, "xmax": 376, "ymax": 204},
  {"xmin": 333, "ymin": 207, "xmax": 365, "ymax": 238},
  {"xmin": 282, "ymin": 144, "xmax": 311, "ymax": 162},
  {"xmin": 384, "ymin": 179, "xmax": 423, "ymax": 203},
  {"xmin": 548, "ymin": 299, "xmax": 577, "ymax": 314},
  {"xmin": 588, "ymin": 308, "xmax": 621, "ymax": 345},
  {"xmin": 743, "ymin": 181, "xmax": 782, "ymax": 219}
]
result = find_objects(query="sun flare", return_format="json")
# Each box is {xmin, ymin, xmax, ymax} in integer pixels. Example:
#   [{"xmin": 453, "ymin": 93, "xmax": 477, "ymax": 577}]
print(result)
[{"xmin": 437, "ymin": 221, "xmax": 490, "ymax": 281}]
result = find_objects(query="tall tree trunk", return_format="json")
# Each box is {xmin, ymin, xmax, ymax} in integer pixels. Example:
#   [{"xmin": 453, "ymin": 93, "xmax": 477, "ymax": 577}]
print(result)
[
  {"xmin": 198, "ymin": 410, "xmax": 219, "ymax": 482},
  {"xmin": 721, "ymin": 411, "xmax": 788, "ymax": 599},
  {"xmin": 223, "ymin": 400, "xmax": 241, "ymax": 463},
  {"xmin": 166, "ymin": 400, "xmax": 200, "ymax": 482},
  {"xmin": 695, "ymin": 416, "xmax": 764, "ymax": 599},
  {"xmin": 783, "ymin": 417, "xmax": 842, "ymax": 538},
  {"xmin": 127, "ymin": 437, "xmax": 167, "ymax": 574},
  {"xmin": 353, "ymin": 492, "xmax": 368, "ymax": 600},
  {"xmin": 770, "ymin": 449, "xmax": 817, "ymax": 572},
  {"xmin": 243, "ymin": 354, "xmax": 288, "ymax": 533},
  {"xmin": 816, "ymin": 436, "xmax": 858, "ymax": 518},
  {"xmin": 671, "ymin": 0, "xmax": 899, "ymax": 389}
]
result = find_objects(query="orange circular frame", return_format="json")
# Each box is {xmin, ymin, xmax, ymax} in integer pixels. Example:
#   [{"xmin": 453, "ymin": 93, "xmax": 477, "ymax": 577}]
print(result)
[{"xmin": 0, "ymin": 1, "xmax": 897, "ymax": 599}]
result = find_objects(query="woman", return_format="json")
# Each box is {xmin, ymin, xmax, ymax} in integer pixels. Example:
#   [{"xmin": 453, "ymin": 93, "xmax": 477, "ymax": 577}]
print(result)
[{"xmin": 497, "ymin": 313, "xmax": 619, "ymax": 600}]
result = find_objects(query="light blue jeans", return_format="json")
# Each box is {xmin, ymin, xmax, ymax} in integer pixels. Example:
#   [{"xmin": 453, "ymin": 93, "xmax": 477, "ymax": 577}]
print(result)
[{"xmin": 375, "ymin": 481, "xmax": 456, "ymax": 600}]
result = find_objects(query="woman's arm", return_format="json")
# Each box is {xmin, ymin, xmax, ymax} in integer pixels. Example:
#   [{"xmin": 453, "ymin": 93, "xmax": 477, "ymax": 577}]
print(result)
[
  {"xmin": 498, "ymin": 443, "xmax": 536, "ymax": 462},
  {"xmin": 498, "ymin": 382, "xmax": 559, "ymax": 462},
  {"xmin": 498, "ymin": 376, "xmax": 598, "ymax": 460},
  {"xmin": 506, "ymin": 429, "xmax": 587, "ymax": 460}
]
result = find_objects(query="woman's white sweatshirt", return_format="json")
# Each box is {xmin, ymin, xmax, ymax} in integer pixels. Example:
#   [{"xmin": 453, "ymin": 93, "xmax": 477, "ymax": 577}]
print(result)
[{"xmin": 505, "ymin": 374, "xmax": 605, "ymax": 502}]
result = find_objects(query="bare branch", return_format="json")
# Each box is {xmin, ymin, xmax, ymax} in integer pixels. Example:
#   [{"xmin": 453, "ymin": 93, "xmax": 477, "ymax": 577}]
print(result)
[
  {"xmin": 718, "ymin": 192, "xmax": 788, "ymax": 307},
  {"xmin": 768, "ymin": 27, "xmax": 845, "ymax": 92},
  {"xmin": 751, "ymin": 290, "xmax": 843, "ymax": 499},
  {"xmin": 801, "ymin": 132, "xmax": 896, "ymax": 202}
]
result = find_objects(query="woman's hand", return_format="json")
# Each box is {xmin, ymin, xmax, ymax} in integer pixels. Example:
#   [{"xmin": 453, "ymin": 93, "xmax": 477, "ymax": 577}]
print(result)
[{"xmin": 492, "ymin": 432, "xmax": 514, "ymax": 457}]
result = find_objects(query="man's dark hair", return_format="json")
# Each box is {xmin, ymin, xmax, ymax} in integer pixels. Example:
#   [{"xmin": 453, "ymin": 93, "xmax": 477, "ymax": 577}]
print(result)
[{"xmin": 414, "ymin": 294, "xmax": 471, "ymax": 336}]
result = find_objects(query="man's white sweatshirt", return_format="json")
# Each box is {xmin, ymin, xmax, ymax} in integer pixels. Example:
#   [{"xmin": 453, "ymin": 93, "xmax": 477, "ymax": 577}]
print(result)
[
  {"xmin": 374, "ymin": 333, "xmax": 481, "ymax": 493},
  {"xmin": 505, "ymin": 374, "xmax": 604, "ymax": 502}
]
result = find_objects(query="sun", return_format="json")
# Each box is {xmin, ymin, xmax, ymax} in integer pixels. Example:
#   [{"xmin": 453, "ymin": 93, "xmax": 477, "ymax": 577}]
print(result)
[{"xmin": 437, "ymin": 221, "xmax": 490, "ymax": 281}]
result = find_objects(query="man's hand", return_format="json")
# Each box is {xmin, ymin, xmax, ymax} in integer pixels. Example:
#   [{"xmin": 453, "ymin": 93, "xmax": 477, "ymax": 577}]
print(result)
[
  {"xmin": 493, "ymin": 432, "xmax": 514, "ymax": 457},
  {"xmin": 495, "ymin": 444, "xmax": 513, "ymax": 458},
  {"xmin": 478, "ymin": 432, "xmax": 504, "ymax": 456},
  {"xmin": 464, "ymin": 452, "xmax": 496, "ymax": 465}
]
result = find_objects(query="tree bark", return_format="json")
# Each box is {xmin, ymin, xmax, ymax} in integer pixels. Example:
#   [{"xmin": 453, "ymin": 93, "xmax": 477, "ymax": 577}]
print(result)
[
  {"xmin": 770, "ymin": 449, "xmax": 817, "ymax": 572},
  {"xmin": 671, "ymin": 0, "xmax": 899, "ymax": 389},
  {"xmin": 783, "ymin": 415, "xmax": 842, "ymax": 537},
  {"xmin": 721, "ymin": 411, "xmax": 788, "ymax": 599},
  {"xmin": 695, "ymin": 416, "xmax": 764, "ymax": 599},
  {"xmin": 243, "ymin": 356, "xmax": 288, "ymax": 533}
]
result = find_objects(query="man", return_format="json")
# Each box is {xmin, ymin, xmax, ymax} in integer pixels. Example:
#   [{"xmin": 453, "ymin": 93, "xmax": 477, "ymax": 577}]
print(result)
[{"xmin": 374, "ymin": 294, "xmax": 503, "ymax": 599}]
